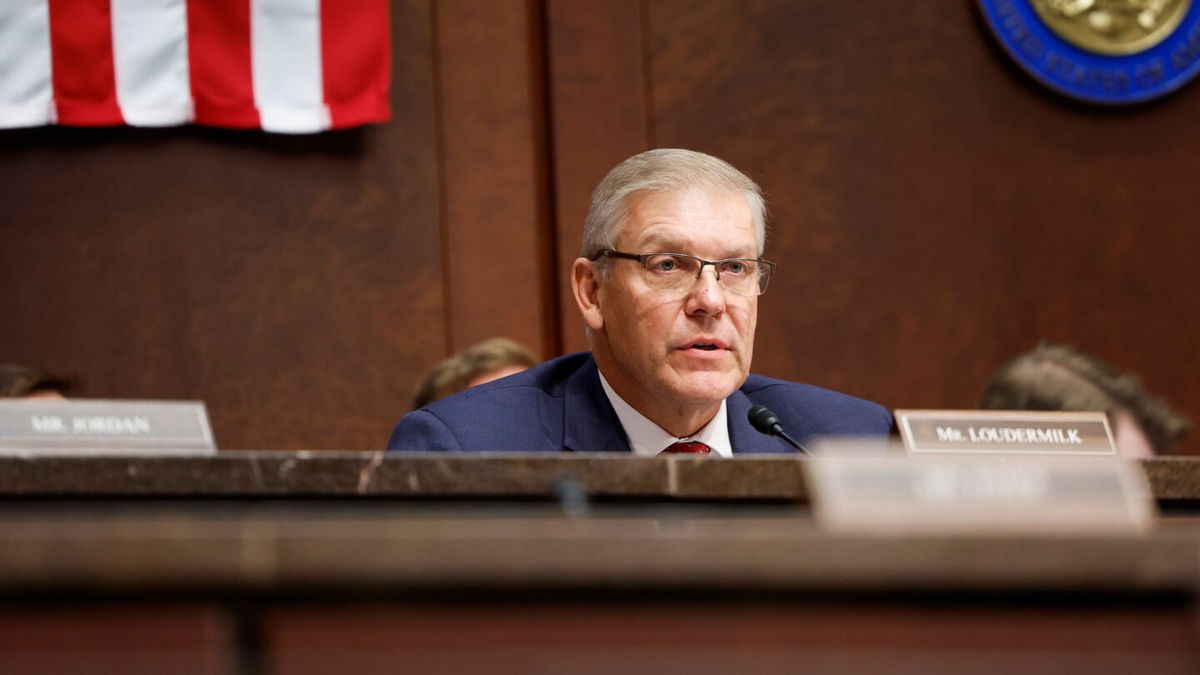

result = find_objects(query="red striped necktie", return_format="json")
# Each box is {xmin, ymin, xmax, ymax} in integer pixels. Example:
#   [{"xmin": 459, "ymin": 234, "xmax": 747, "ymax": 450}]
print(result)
[{"xmin": 661, "ymin": 441, "xmax": 712, "ymax": 455}]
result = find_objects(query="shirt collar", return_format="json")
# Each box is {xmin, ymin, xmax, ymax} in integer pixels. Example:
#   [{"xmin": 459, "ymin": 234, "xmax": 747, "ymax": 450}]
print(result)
[{"xmin": 597, "ymin": 370, "xmax": 732, "ymax": 457}]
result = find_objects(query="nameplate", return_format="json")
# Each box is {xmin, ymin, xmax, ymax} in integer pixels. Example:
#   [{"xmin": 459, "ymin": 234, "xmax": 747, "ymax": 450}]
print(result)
[
  {"xmin": 896, "ymin": 409, "xmax": 1115, "ymax": 455},
  {"xmin": 807, "ymin": 456, "xmax": 1153, "ymax": 534},
  {"xmin": 0, "ymin": 399, "xmax": 216, "ymax": 455}
]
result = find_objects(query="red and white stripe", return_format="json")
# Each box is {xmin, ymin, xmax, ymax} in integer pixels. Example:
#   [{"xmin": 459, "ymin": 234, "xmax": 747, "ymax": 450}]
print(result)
[{"xmin": 0, "ymin": 0, "xmax": 390, "ymax": 133}]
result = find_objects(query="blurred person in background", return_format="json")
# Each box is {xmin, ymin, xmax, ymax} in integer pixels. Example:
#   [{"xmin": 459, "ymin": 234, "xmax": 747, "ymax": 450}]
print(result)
[
  {"xmin": 981, "ymin": 343, "xmax": 1191, "ymax": 457},
  {"xmin": 411, "ymin": 337, "xmax": 540, "ymax": 410},
  {"xmin": 0, "ymin": 364, "xmax": 76, "ymax": 400}
]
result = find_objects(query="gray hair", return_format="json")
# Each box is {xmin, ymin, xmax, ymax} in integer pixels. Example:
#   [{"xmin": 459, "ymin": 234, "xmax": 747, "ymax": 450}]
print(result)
[{"xmin": 580, "ymin": 149, "xmax": 767, "ymax": 268}]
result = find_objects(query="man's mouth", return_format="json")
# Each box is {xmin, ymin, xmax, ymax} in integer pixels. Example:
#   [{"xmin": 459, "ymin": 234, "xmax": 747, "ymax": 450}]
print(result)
[{"xmin": 680, "ymin": 339, "xmax": 728, "ymax": 352}]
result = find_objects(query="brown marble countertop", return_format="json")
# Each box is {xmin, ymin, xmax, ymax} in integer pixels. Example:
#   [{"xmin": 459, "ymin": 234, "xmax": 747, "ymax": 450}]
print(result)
[
  {"xmin": 0, "ymin": 452, "xmax": 1198, "ymax": 503},
  {"xmin": 1, "ymin": 454, "xmax": 1198, "ymax": 595}
]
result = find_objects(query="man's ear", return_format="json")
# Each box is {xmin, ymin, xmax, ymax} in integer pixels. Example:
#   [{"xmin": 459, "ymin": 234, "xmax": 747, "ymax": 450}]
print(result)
[{"xmin": 571, "ymin": 258, "xmax": 605, "ymax": 331}]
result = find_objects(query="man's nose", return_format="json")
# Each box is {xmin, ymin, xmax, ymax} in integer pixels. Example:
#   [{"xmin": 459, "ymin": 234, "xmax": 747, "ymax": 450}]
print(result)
[{"xmin": 684, "ymin": 266, "xmax": 726, "ymax": 316}]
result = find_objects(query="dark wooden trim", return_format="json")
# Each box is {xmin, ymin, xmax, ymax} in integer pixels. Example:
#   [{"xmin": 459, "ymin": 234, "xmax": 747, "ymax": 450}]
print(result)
[
  {"xmin": 433, "ymin": 0, "xmax": 557, "ymax": 356},
  {"xmin": 545, "ymin": 0, "xmax": 651, "ymax": 353}
]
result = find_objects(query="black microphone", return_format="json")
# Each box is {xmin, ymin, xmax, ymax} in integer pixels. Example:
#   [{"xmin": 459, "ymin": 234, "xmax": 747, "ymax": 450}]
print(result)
[{"xmin": 748, "ymin": 404, "xmax": 810, "ymax": 454}]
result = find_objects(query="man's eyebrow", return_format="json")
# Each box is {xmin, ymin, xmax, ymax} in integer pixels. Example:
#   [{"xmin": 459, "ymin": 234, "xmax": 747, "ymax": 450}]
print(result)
[
  {"xmin": 636, "ymin": 233, "xmax": 687, "ymax": 251},
  {"xmin": 637, "ymin": 236, "xmax": 757, "ymax": 259},
  {"xmin": 719, "ymin": 247, "xmax": 759, "ymax": 259}
]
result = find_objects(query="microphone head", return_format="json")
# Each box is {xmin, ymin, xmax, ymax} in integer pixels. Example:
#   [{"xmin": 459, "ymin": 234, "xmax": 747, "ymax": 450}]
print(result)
[{"xmin": 747, "ymin": 404, "xmax": 782, "ymax": 435}]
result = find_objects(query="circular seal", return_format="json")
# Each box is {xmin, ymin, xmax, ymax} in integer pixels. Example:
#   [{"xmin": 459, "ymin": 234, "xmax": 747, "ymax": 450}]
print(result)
[
  {"xmin": 979, "ymin": 0, "xmax": 1200, "ymax": 103},
  {"xmin": 1032, "ymin": 0, "xmax": 1190, "ymax": 55}
]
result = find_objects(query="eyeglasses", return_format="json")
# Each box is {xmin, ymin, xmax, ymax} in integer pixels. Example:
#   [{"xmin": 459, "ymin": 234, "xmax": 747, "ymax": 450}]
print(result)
[{"xmin": 591, "ymin": 249, "xmax": 776, "ymax": 296}]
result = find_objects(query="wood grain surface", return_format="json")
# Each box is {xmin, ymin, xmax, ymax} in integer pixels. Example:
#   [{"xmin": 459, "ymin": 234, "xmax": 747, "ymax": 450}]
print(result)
[{"xmin": 2, "ymin": 0, "xmax": 1195, "ymax": 452}]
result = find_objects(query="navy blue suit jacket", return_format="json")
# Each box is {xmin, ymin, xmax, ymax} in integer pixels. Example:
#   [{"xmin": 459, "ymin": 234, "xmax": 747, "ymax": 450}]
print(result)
[{"xmin": 387, "ymin": 352, "xmax": 891, "ymax": 453}]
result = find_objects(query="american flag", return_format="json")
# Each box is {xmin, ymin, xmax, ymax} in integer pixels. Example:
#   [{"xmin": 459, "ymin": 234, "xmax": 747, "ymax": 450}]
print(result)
[{"xmin": 0, "ymin": 0, "xmax": 391, "ymax": 133}]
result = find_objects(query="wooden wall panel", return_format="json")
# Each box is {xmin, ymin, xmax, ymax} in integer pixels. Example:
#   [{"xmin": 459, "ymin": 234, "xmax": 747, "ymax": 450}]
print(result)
[
  {"xmin": 435, "ymin": 0, "xmax": 558, "ymax": 357},
  {"xmin": 0, "ymin": 0, "xmax": 443, "ymax": 450},
  {"xmin": 262, "ymin": 603, "xmax": 1200, "ymax": 674},
  {"xmin": 0, "ymin": 606, "xmax": 232, "ymax": 675},
  {"xmin": 603, "ymin": 0, "xmax": 1197, "ymax": 452},
  {"xmin": 545, "ymin": 0, "xmax": 650, "ymax": 352},
  {"xmin": 2, "ymin": 0, "xmax": 1196, "ymax": 453}
]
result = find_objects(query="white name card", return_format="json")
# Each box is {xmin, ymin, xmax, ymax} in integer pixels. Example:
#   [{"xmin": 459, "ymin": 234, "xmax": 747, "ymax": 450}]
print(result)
[
  {"xmin": 0, "ymin": 399, "xmax": 216, "ymax": 455},
  {"xmin": 897, "ymin": 409, "xmax": 1115, "ymax": 455},
  {"xmin": 807, "ymin": 456, "xmax": 1153, "ymax": 534}
]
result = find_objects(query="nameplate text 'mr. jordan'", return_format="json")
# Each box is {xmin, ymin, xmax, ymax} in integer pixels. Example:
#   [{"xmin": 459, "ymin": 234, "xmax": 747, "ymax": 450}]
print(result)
[{"xmin": 0, "ymin": 399, "xmax": 215, "ymax": 455}]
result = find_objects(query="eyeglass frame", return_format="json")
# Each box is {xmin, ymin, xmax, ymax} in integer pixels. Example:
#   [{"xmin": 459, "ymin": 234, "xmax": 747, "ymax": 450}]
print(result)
[{"xmin": 588, "ymin": 249, "xmax": 777, "ymax": 296}]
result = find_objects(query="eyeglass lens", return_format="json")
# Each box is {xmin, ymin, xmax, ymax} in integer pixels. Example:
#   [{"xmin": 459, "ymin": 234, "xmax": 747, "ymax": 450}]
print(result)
[{"xmin": 640, "ymin": 254, "xmax": 769, "ymax": 295}]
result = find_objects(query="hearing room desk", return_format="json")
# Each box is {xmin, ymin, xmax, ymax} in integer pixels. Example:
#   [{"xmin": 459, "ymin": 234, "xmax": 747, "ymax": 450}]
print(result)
[{"xmin": 1, "ymin": 452, "xmax": 1199, "ymax": 674}]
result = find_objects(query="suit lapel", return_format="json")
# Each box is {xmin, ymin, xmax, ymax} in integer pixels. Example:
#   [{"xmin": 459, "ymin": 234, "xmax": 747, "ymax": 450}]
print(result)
[
  {"xmin": 562, "ymin": 356, "xmax": 631, "ymax": 452},
  {"xmin": 727, "ymin": 390, "xmax": 795, "ymax": 453},
  {"xmin": 560, "ymin": 357, "xmax": 791, "ymax": 454}
]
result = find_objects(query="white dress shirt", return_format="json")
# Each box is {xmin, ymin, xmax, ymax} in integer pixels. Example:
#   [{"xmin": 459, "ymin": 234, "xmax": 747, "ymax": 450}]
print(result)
[{"xmin": 597, "ymin": 370, "xmax": 732, "ymax": 457}]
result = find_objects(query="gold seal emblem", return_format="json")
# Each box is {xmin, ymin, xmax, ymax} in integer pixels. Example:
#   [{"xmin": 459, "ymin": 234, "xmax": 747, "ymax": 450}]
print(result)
[{"xmin": 1031, "ymin": 0, "xmax": 1192, "ymax": 54}]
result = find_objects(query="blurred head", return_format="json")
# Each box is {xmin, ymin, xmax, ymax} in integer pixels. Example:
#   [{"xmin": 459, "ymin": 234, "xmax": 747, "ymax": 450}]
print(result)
[
  {"xmin": 0, "ymin": 364, "xmax": 75, "ymax": 399},
  {"xmin": 980, "ymin": 343, "xmax": 1191, "ymax": 457},
  {"xmin": 412, "ymin": 337, "xmax": 540, "ymax": 409},
  {"xmin": 571, "ymin": 149, "xmax": 769, "ymax": 436}
]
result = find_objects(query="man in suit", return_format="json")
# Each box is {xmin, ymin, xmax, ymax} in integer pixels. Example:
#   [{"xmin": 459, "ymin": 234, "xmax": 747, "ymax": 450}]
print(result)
[{"xmin": 388, "ymin": 149, "xmax": 890, "ymax": 454}]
